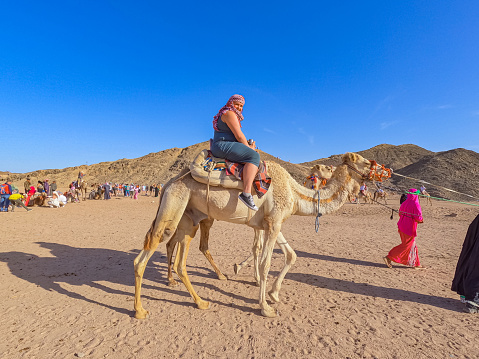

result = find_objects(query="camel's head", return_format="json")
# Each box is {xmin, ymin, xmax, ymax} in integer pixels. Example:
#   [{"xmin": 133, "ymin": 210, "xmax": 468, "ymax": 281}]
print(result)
[
  {"xmin": 309, "ymin": 164, "xmax": 334, "ymax": 180},
  {"xmin": 342, "ymin": 152, "xmax": 392, "ymax": 184},
  {"xmin": 341, "ymin": 152, "xmax": 372, "ymax": 179}
]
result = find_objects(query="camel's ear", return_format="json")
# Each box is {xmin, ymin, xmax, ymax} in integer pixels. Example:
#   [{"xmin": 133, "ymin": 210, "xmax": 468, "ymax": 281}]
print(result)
[{"xmin": 342, "ymin": 152, "xmax": 358, "ymax": 163}]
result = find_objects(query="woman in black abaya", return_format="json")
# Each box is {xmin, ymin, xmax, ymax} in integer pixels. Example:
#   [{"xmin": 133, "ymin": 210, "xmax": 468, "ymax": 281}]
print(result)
[{"xmin": 451, "ymin": 214, "xmax": 479, "ymax": 313}]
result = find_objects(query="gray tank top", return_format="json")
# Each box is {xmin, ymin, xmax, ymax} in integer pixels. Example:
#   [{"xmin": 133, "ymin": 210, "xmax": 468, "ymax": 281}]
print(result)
[{"xmin": 213, "ymin": 117, "xmax": 237, "ymax": 142}]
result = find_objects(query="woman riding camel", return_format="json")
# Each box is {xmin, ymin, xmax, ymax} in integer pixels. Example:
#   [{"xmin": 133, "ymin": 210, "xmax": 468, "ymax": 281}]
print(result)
[{"xmin": 210, "ymin": 94, "xmax": 260, "ymax": 211}]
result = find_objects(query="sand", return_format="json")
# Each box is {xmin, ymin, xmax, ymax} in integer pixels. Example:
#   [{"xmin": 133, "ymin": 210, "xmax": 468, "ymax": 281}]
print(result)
[{"xmin": 1, "ymin": 193, "xmax": 478, "ymax": 358}]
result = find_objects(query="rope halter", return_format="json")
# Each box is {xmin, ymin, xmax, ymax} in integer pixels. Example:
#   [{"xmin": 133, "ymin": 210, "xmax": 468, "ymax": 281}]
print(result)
[{"xmin": 346, "ymin": 160, "xmax": 392, "ymax": 182}]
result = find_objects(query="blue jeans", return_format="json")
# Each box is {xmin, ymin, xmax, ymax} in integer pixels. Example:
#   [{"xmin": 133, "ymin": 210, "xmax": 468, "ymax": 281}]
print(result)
[{"xmin": 0, "ymin": 194, "xmax": 10, "ymax": 212}]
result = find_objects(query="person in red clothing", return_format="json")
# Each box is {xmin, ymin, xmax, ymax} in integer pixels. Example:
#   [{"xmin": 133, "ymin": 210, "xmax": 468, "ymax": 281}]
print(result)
[
  {"xmin": 384, "ymin": 189, "xmax": 425, "ymax": 269},
  {"xmin": 25, "ymin": 186, "xmax": 36, "ymax": 206}
]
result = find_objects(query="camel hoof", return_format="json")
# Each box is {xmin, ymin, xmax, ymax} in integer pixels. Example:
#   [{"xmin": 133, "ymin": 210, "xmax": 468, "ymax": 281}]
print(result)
[
  {"xmin": 134, "ymin": 309, "xmax": 149, "ymax": 319},
  {"xmin": 261, "ymin": 306, "xmax": 277, "ymax": 318},
  {"xmin": 234, "ymin": 263, "xmax": 240, "ymax": 275},
  {"xmin": 168, "ymin": 279, "xmax": 180, "ymax": 287},
  {"xmin": 196, "ymin": 300, "xmax": 210, "ymax": 310},
  {"xmin": 217, "ymin": 274, "xmax": 228, "ymax": 281},
  {"xmin": 268, "ymin": 290, "xmax": 280, "ymax": 303}
]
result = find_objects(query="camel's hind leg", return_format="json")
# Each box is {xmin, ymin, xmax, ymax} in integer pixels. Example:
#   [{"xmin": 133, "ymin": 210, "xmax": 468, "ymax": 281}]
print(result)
[
  {"xmin": 134, "ymin": 181, "xmax": 190, "ymax": 319},
  {"xmin": 166, "ymin": 236, "xmax": 180, "ymax": 287},
  {"xmin": 173, "ymin": 216, "xmax": 210, "ymax": 310},
  {"xmin": 167, "ymin": 217, "xmax": 226, "ymax": 285},
  {"xmin": 134, "ymin": 240, "xmax": 162, "ymax": 319},
  {"xmin": 198, "ymin": 218, "xmax": 227, "ymax": 280},
  {"xmin": 268, "ymin": 232, "xmax": 296, "ymax": 303}
]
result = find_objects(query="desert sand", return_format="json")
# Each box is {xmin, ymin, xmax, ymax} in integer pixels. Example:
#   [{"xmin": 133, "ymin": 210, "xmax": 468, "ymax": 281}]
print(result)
[{"xmin": 1, "ymin": 192, "xmax": 478, "ymax": 358}]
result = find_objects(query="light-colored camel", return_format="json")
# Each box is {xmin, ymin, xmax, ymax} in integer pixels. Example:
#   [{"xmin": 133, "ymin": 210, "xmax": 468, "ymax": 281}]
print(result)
[
  {"xmin": 373, "ymin": 189, "xmax": 388, "ymax": 204},
  {"xmin": 303, "ymin": 164, "xmax": 334, "ymax": 190},
  {"xmin": 134, "ymin": 152, "xmax": 376, "ymax": 318},
  {"xmin": 356, "ymin": 189, "xmax": 372, "ymax": 204},
  {"xmin": 76, "ymin": 181, "xmax": 88, "ymax": 201},
  {"xmin": 420, "ymin": 190, "xmax": 432, "ymax": 206}
]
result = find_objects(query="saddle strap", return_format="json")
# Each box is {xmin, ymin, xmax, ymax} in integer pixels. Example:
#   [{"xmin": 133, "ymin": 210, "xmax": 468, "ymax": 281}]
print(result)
[{"xmin": 206, "ymin": 170, "xmax": 211, "ymax": 219}]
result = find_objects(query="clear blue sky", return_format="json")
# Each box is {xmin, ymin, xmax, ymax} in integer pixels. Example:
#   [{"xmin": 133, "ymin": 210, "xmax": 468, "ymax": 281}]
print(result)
[{"xmin": 2, "ymin": 1, "xmax": 479, "ymax": 173}]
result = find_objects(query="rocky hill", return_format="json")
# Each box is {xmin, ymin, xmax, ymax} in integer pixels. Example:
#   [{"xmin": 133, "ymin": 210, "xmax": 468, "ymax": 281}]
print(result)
[
  {"xmin": 5, "ymin": 141, "xmax": 310, "ymax": 191},
  {"xmin": 393, "ymin": 148, "xmax": 479, "ymax": 201},
  {"xmin": 301, "ymin": 144, "xmax": 434, "ymax": 171},
  {"xmin": 4, "ymin": 143, "xmax": 478, "ymax": 203}
]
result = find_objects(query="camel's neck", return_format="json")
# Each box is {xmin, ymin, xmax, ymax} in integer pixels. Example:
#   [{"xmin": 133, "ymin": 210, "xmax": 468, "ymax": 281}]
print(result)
[{"xmin": 292, "ymin": 165, "xmax": 357, "ymax": 216}]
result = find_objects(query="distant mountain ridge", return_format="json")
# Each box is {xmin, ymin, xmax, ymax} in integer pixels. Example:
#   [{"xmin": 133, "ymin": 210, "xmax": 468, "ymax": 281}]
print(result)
[{"xmin": 4, "ymin": 143, "xmax": 478, "ymax": 201}]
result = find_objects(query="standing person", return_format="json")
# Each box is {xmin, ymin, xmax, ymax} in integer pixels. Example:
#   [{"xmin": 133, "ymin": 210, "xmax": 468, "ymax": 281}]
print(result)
[
  {"xmin": 452, "ymin": 214, "xmax": 479, "ymax": 313},
  {"xmin": 154, "ymin": 184, "xmax": 159, "ymax": 197},
  {"xmin": 44, "ymin": 179, "xmax": 50, "ymax": 196},
  {"xmin": 37, "ymin": 180, "xmax": 44, "ymax": 193},
  {"xmin": 384, "ymin": 189, "xmax": 424, "ymax": 269},
  {"xmin": 8, "ymin": 193, "xmax": 32, "ymax": 212},
  {"xmin": 210, "ymin": 94, "xmax": 260, "ymax": 210},
  {"xmin": 0, "ymin": 180, "xmax": 13, "ymax": 212},
  {"xmin": 133, "ymin": 186, "xmax": 139, "ymax": 200},
  {"xmin": 78, "ymin": 171, "xmax": 85, "ymax": 186},
  {"xmin": 51, "ymin": 180, "xmax": 58, "ymax": 193},
  {"xmin": 104, "ymin": 183, "xmax": 111, "ymax": 200},
  {"xmin": 25, "ymin": 186, "xmax": 36, "ymax": 206},
  {"xmin": 24, "ymin": 177, "xmax": 31, "ymax": 194}
]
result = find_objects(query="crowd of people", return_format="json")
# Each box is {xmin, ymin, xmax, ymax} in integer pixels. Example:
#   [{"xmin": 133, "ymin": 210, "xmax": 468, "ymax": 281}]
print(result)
[
  {"xmin": 87, "ymin": 183, "xmax": 163, "ymax": 200},
  {"xmin": 0, "ymin": 175, "xmax": 164, "ymax": 212}
]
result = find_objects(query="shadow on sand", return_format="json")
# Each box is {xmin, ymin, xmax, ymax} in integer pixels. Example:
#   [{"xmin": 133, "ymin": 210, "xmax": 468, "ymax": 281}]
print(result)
[
  {"xmin": 0, "ymin": 242, "xmax": 461, "ymax": 315},
  {"xmin": 0, "ymin": 242, "xmax": 259, "ymax": 316}
]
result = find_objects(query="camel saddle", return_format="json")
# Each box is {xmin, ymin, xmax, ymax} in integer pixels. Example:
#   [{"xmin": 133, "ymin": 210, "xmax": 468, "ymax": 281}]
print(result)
[{"xmin": 190, "ymin": 150, "xmax": 243, "ymax": 190}]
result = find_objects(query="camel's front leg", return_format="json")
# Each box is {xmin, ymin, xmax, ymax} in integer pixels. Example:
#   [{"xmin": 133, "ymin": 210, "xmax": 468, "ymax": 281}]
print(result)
[
  {"xmin": 173, "ymin": 218, "xmax": 210, "ymax": 310},
  {"xmin": 198, "ymin": 218, "xmax": 227, "ymax": 280},
  {"xmin": 268, "ymin": 232, "xmax": 296, "ymax": 303},
  {"xmin": 234, "ymin": 229, "xmax": 263, "ymax": 283},
  {"xmin": 253, "ymin": 229, "xmax": 264, "ymax": 286},
  {"xmin": 258, "ymin": 224, "xmax": 280, "ymax": 317}
]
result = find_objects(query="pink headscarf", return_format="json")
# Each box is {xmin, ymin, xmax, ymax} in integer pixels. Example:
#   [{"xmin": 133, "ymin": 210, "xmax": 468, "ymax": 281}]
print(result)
[
  {"xmin": 397, "ymin": 188, "xmax": 423, "ymax": 237},
  {"xmin": 212, "ymin": 94, "xmax": 245, "ymax": 131}
]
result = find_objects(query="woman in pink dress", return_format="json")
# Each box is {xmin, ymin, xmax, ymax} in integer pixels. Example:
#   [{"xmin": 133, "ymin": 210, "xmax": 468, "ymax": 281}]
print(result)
[
  {"xmin": 133, "ymin": 186, "xmax": 139, "ymax": 200},
  {"xmin": 384, "ymin": 189, "xmax": 424, "ymax": 269}
]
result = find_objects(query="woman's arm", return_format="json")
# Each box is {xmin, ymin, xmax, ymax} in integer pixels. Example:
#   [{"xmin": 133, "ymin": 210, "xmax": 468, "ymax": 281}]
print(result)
[{"xmin": 222, "ymin": 111, "xmax": 255, "ymax": 149}]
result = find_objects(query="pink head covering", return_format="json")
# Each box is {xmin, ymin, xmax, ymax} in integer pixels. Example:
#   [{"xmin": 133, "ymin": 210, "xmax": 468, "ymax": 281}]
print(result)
[
  {"xmin": 397, "ymin": 188, "xmax": 423, "ymax": 236},
  {"xmin": 212, "ymin": 94, "xmax": 245, "ymax": 131}
]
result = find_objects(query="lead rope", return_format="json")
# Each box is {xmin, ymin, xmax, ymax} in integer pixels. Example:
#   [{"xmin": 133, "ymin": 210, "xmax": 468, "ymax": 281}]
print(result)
[{"xmin": 315, "ymin": 190, "xmax": 322, "ymax": 233}]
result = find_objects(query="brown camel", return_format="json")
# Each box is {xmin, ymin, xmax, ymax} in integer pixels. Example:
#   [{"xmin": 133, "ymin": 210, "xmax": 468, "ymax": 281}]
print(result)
[
  {"xmin": 26, "ymin": 193, "xmax": 48, "ymax": 207},
  {"xmin": 134, "ymin": 152, "xmax": 380, "ymax": 318}
]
